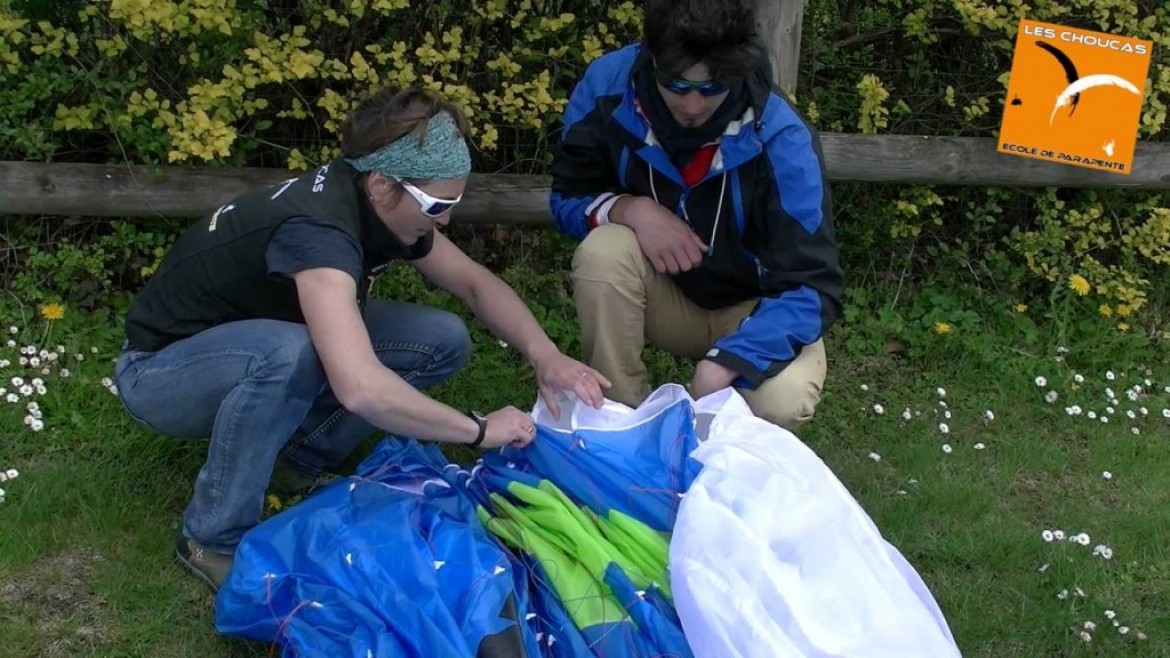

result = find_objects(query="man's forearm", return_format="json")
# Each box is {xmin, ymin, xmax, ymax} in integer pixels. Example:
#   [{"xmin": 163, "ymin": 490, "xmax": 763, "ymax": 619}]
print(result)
[{"xmin": 606, "ymin": 195, "xmax": 646, "ymax": 229}]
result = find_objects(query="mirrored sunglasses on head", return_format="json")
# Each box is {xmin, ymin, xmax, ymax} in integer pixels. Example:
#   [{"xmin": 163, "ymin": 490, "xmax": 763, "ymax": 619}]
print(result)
[{"xmin": 393, "ymin": 176, "xmax": 462, "ymax": 217}]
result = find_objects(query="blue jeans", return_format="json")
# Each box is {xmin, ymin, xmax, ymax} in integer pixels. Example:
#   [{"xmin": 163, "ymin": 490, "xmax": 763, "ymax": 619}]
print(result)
[{"xmin": 114, "ymin": 300, "xmax": 472, "ymax": 554}]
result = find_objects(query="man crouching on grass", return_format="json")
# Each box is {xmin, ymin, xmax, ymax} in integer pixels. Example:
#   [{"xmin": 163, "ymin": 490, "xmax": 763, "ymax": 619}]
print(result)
[
  {"xmin": 548, "ymin": 0, "xmax": 844, "ymax": 430},
  {"xmin": 112, "ymin": 85, "xmax": 610, "ymax": 592}
]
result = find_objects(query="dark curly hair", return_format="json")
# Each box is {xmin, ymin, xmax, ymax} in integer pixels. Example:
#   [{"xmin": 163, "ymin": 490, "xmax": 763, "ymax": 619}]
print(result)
[{"xmin": 642, "ymin": 0, "xmax": 763, "ymax": 81}]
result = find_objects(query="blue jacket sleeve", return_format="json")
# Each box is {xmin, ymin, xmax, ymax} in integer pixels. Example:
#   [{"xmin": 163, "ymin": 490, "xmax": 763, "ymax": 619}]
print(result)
[
  {"xmin": 706, "ymin": 116, "xmax": 844, "ymax": 389},
  {"xmin": 548, "ymin": 55, "xmax": 631, "ymax": 241}
]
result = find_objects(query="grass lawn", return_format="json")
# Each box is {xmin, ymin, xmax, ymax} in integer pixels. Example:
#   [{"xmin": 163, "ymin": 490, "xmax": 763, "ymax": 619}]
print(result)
[{"xmin": 1, "ymin": 240, "xmax": 1168, "ymax": 657}]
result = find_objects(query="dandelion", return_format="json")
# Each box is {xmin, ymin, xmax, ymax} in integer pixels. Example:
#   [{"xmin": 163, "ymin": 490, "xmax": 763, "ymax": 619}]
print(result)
[
  {"xmin": 1045, "ymin": 390, "xmax": 1059, "ymax": 404},
  {"xmin": 19, "ymin": 385, "xmax": 32, "ymax": 396},
  {"xmin": 1084, "ymin": 621, "xmax": 1097, "ymax": 631},
  {"xmin": 1105, "ymin": 610, "xmax": 1116, "ymax": 620},
  {"xmin": 1035, "ymin": 376, "xmax": 1048, "ymax": 387},
  {"xmin": 1053, "ymin": 530, "xmax": 1065, "ymax": 541},
  {"xmin": 90, "ymin": 346, "xmax": 98, "ymax": 354},
  {"xmin": 939, "ymin": 423, "xmax": 950, "ymax": 434},
  {"xmin": 60, "ymin": 369, "xmax": 70, "ymax": 378},
  {"xmin": 942, "ymin": 443, "xmax": 952, "ymax": 453},
  {"xmin": 933, "ymin": 322, "xmax": 951, "ymax": 335},
  {"xmin": 7, "ymin": 326, "xmax": 16, "ymax": 334},
  {"xmin": 1074, "ymin": 374, "xmax": 1085, "ymax": 384},
  {"xmin": 30, "ymin": 418, "xmax": 43, "ymax": 432},
  {"xmin": 1068, "ymin": 274, "xmax": 1091, "ymax": 296},
  {"xmin": 1078, "ymin": 630, "xmax": 1092, "ymax": 642},
  {"xmin": 1057, "ymin": 589, "xmax": 1069, "ymax": 600},
  {"xmin": 872, "ymin": 403, "xmax": 884, "ymax": 415},
  {"xmin": 974, "ymin": 443, "xmax": 986, "ymax": 450},
  {"xmin": 0, "ymin": 360, "xmax": 7, "ymax": 368},
  {"xmin": 1106, "ymin": 371, "xmax": 1116, "ymax": 381},
  {"xmin": 944, "ymin": 410, "xmax": 952, "ymax": 419},
  {"xmin": 1131, "ymin": 427, "xmax": 1140, "ymax": 435},
  {"xmin": 1119, "ymin": 626, "xmax": 1130, "ymax": 635},
  {"xmin": 1102, "ymin": 471, "xmax": 1112, "ymax": 480},
  {"xmin": 902, "ymin": 408, "xmax": 912, "ymax": 421},
  {"xmin": 983, "ymin": 410, "xmax": 995, "ymax": 421},
  {"xmin": 1162, "ymin": 408, "xmax": 1170, "ymax": 418},
  {"xmin": 1067, "ymin": 405, "xmax": 1083, "ymax": 416},
  {"xmin": 1126, "ymin": 410, "xmax": 1136, "ymax": 419},
  {"xmin": 1042, "ymin": 529, "xmax": 1055, "ymax": 542},
  {"xmin": 860, "ymin": 384, "xmax": 869, "ymax": 392},
  {"xmin": 936, "ymin": 387, "xmax": 947, "ymax": 398},
  {"xmin": 5, "ymin": 340, "xmax": 15, "ymax": 348},
  {"xmin": 1106, "ymin": 406, "xmax": 1115, "ymax": 414},
  {"xmin": 1087, "ymin": 411, "xmax": 1097, "ymax": 419},
  {"xmin": 868, "ymin": 452, "xmax": 881, "ymax": 462},
  {"xmin": 5, "ymin": 394, "xmax": 18, "ymax": 403},
  {"xmin": 1071, "ymin": 532, "xmax": 1091, "ymax": 545},
  {"xmin": 39, "ymin": 303, "xmax": 65, "ymax": 321},
  {"xmin": 1101, "ymin": 416, "xmax": 1109, "ymax": 424}
]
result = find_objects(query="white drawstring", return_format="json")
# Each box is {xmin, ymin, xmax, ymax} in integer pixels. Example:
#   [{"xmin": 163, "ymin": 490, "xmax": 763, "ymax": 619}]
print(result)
[
  {"xmin": 648, "ymin": 162, "xmax": 660, "ymax": 204},
  {"xmin": 708, "ymin": 172, "xmax": 726, "ymax": 255},
  {"xmin": 651, "ymin": 163, "xmax": 726, "ymax": 257}
]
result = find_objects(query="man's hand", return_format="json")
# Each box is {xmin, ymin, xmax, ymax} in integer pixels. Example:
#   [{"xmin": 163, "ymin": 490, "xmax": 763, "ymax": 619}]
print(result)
[
  {"xmin": 480, "ymin": 407, "xmax": 539, "ymax": 449},
  {"xmin": 611, "ymin": 196, "xmax": 708, "ymax": 274},
  {"xmin": 689, "ymin": 359, "xmax": 738, "ymax": 399},
  {"xmin": 531, "ymin": 349, "xmax": 611, "ymax": 419}
]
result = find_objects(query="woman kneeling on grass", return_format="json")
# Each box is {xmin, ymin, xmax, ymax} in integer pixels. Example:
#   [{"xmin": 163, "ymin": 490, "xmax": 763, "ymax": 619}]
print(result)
[{"xmin": 112, "ymin": 84, "xmax": 610, "ymax": 592}]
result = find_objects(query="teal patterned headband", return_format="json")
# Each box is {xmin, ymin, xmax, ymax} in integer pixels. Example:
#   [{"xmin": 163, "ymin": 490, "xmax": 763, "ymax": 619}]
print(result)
[{"xmin": 344, "ymin": 111, "xmax": 472, "ymax": 180}]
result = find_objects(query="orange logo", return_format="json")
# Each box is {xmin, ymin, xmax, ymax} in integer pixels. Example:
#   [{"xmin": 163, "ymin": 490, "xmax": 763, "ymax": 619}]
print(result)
[{"xmin": 997, "ymin": 19, "xmax": 1153, "ymax": 174}]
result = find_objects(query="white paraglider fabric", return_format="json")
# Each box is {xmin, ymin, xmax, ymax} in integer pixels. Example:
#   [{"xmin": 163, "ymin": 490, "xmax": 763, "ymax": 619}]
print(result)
[
  {"xmin": 534, "ymin": 384, "xmax": 962, "ymax": 658},
  {"xmin": 668, "ymin": 387, "xmax": 962, "ymax": 658}
]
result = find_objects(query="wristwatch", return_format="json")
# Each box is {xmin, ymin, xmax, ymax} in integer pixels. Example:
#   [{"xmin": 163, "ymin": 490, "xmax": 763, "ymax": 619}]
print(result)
[{"xmin": 467, "ymin": 411, "xmax": 487, "ymax": 448}]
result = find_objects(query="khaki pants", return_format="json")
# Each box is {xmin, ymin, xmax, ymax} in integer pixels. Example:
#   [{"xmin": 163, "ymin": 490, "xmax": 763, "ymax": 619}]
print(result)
[{"xmin": 571, "ymin": 224, "xmax": 827, "ymax": 432}]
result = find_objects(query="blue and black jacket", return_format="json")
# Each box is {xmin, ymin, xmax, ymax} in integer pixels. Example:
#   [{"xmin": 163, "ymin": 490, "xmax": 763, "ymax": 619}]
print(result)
[{"xmin": 550, "ymin": 43, "xmax": 844, "ymax": 389}]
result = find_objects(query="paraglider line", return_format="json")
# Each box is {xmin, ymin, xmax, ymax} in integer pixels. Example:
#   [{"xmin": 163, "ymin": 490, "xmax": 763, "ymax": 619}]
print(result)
[{"xmin": 269, "ymin": 599, "xmax": 316, "ymax": 658}]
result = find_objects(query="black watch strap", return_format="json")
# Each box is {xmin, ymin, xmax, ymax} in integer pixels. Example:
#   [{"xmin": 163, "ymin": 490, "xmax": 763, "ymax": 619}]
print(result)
[{"xmin": 468, "ymin": 411, "xmax": 487, "ymax": 448}]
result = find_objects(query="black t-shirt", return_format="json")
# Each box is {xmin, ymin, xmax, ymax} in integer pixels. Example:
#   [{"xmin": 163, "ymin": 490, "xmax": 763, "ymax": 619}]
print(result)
[
  {"xmin": 123, "ymin": 159, "xmax": 435, "ymax": 351},
  {"xmin": 265, "ymin": 216, "xmax": 365, "ymax": 283}
]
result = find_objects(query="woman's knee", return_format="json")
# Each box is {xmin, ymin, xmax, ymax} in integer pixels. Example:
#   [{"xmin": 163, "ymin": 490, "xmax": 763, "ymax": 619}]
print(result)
[{"xmin": 427, "ymin": 308, "xmax": 473, "ymax": 373}]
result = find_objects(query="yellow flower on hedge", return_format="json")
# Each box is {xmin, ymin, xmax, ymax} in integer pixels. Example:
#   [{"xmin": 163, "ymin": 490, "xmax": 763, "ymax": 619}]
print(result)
[
  {"xmin": 1116, "ymin": 304, "xmax": 1132, "ymax": 317},
  {"xmin": 40, "ymin": 303, "xmax": 65, "ymax": 321},
  {"xmin": 1068, "ymin": 274, "xmax": 1090, "ymax": 296},
  {"xmin": 933, "ymin": 322, "xmax": 951, "ymax": 335},
  {"xmin": 1014, "ymin": 303, "xmax": 1028, "ymax": 314},
  {"xmin": 1118, "ymin": 322, "xmax": 1130, "ymax": 333},
  {"xmin": 1099, "ymin": 304, "xmax": 1113, "ymax": 317}
]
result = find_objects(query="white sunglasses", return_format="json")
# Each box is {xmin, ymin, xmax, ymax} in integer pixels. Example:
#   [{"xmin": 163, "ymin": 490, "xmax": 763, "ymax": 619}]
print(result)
[{"xmin": 392, "ymin": 176, "xmax": 462, "ymax": 218}]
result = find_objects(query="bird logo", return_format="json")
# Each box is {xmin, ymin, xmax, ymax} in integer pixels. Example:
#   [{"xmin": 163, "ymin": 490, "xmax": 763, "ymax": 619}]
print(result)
[{"xmin": 1034, "ymin": 40, "xmax": 1142, "ymax": 125}]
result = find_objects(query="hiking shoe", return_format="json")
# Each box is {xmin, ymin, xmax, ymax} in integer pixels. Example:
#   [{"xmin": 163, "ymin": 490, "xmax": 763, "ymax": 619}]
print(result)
[
  {"xmin": 174, "ymin": 535, "xmax": 234, "ymax": 593},
  {"xmin": 269, "ymin": 455, "xmax": 342, "ymax": 497}
]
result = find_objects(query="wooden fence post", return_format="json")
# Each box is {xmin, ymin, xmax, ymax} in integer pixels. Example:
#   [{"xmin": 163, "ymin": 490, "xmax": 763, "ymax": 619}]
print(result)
[{"xmin": 757, "ymin": 0, "xmax": 807, "ymax": 100}]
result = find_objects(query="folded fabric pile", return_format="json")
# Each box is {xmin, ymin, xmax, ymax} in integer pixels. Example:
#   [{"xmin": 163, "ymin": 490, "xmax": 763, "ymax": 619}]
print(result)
[{"xmin": 214, "ymin": 385, "xmax": 962, "ymax": 658}]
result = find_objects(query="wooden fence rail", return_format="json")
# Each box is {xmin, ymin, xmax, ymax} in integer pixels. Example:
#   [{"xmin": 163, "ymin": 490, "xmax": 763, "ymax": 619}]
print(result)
[{"xmin": 2, "ymin": 136, "xmax": 1168, "ymax": 223}]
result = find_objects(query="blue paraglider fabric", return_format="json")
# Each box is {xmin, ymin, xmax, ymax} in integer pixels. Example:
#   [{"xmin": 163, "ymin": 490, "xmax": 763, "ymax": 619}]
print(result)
[{"xmin": 213, "ymin": 393, "xmax": 704, "ymax": 658}]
